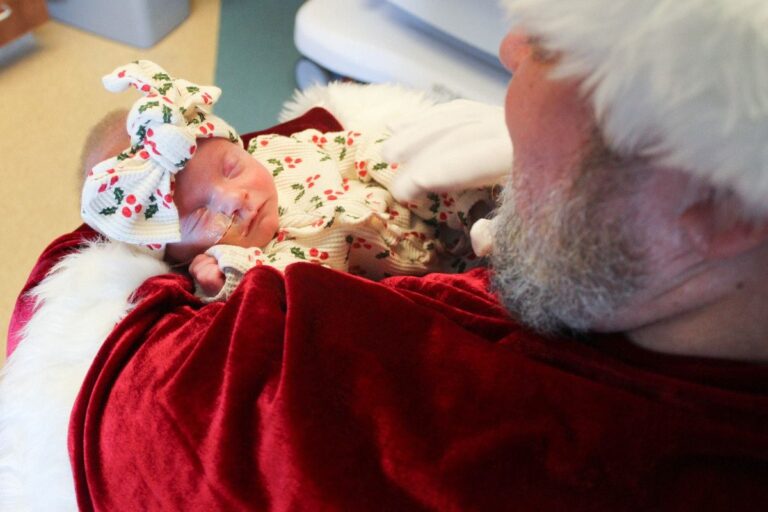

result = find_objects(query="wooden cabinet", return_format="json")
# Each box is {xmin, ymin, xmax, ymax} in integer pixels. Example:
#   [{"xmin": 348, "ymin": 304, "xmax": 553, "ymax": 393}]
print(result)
[{"xmin": 0, "ymin": 0, "xmax": 48, "ymax": 46}]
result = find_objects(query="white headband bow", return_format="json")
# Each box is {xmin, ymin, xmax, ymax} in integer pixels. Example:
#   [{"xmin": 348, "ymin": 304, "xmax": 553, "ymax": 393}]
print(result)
[{"xmin": 81, "ymin": 60, "xmax": 241, "ymax": 249}]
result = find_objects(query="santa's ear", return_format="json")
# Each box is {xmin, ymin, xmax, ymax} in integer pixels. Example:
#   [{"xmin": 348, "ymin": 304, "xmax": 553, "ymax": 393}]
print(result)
[{"xmin": 680, "ymin": 197, "xmax": 768, "ymax": 260}]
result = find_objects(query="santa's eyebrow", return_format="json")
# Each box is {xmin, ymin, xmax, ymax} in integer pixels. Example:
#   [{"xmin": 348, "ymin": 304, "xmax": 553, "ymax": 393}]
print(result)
[{"xmin": 527, "ymin": 36, "xmax": 558, "ymax": 63}]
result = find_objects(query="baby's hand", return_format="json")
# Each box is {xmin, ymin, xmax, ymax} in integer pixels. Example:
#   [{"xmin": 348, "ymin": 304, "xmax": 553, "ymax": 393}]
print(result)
[{"xmin": 189, "ymin": 254, "xmax": 225, "ymax": 297}]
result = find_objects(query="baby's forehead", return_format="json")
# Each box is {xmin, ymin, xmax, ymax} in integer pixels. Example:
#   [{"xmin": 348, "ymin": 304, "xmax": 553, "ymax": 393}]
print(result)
[{"xmin": 172, "ymin": 139, "xmax": 249, "ymax": 211}]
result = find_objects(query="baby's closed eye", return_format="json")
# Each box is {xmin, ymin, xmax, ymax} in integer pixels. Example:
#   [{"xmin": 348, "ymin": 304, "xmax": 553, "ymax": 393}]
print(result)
[{"xmin": 222, "ymin": 155, "xmax": 242, "ymax": 179}]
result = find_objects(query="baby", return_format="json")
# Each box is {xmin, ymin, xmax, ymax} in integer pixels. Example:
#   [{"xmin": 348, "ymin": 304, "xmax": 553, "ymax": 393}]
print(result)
[{"xmin": 81, "ymin": 61, "xmax": 492, "ymax": 301}]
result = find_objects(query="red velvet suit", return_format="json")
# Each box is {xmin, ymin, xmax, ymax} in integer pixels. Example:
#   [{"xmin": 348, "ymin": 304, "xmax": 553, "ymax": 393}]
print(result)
[{"xmin": 9, "ymin": 109, "xmax": 768, "ymax": 511}]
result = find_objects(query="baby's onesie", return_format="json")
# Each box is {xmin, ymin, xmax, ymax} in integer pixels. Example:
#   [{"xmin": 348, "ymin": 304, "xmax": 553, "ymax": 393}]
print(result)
[{"xmin": 203, "ymin": 128, "xmax": 491, "ymax": 300}]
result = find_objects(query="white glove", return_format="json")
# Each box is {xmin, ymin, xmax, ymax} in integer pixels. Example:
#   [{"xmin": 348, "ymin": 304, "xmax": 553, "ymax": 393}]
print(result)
[
  {"xmin": 470, "ymin": 218, "xmax": 495, "ymax": 257},
  {"xmin": 382, "ymin": 99, "xmax": 513, "ymax": 202}
]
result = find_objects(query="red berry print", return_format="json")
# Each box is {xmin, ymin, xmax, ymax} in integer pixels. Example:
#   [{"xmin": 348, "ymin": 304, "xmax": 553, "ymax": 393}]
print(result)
[
  {"xmin": 346, "ymin": 130, "xmax": 361, "ymax": 146},
  {"xmin": 352, "ymin": 237, "xmax": 372, "ymax": 250},
  {"xmin": 109, "ymin": 176, "xmax": 119, "ymax": 186},
  {"xmin": 98, "ymin": 183, "xmax": 107, "ymax": 193},
  {"xmin": 140, "ymin": 150, "xmax": 150, "ymax": 159},
  {"xmin": 309, "ymin": 248, "xmax": 319, "ymax": 257},
  {"xmin": 134, "ymin": 204, "xmax": 142, "ymax": 214},
  {"xmin": 323, "ymin": 188, "xmax": 343, "ymax": 201},
  {"xmin": 190, "ymin": 145, "xmax": 196, "ymax": 155},
  {"xmin": 118, "ymin": 70, "xmax": 126, "ymax": 78},
  {"xmin": 320, "ymin": 251, "xmax": 329, "ymax": 260},
  {"xmin": 126, "ymin": 195, "xmax": 136, "ymax": 205},
  {"xmin": 141, "ymin": 84, "xmax": 151, "ymax": 92},
  {"xmin": 260, "ymin": 139, "xmax": 269, "ymax": 146},
  {"xmin": 306, "ymin": 174, "xmax": 320, "ymax": 188},
  {"xmin": 121, "ymin": 207, "xmax": 132, "ymax": 217}
]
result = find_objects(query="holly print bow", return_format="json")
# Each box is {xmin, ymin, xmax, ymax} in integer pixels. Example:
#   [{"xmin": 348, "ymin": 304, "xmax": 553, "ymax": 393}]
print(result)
[{"xmin": 81, "ymin": 60, "xmax": 240, "ymax": 247}]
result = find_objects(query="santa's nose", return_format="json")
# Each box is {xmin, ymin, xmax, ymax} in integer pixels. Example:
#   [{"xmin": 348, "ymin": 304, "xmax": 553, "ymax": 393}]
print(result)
[{"xmin": 499, "ymin": 30, "xmax": 532, "ymax": 74}]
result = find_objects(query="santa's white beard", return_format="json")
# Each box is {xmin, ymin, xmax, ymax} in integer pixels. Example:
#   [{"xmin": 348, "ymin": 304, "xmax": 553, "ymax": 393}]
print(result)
[{"xmin": 490, "ymin": 155, "xmax": 646, "ymax": 334}]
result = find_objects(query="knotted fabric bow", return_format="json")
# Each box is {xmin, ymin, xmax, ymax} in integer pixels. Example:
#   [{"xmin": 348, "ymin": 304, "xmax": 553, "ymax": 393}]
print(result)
[{"xmin": 81, "ymin": 60, "xmax": 240, "ymax": 248}]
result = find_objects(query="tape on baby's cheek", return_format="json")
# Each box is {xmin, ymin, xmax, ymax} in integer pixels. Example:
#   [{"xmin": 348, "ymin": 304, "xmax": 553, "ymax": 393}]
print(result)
[{"xmin": 179, "ymin": 211, "xmax": 234, "ymax": 247}]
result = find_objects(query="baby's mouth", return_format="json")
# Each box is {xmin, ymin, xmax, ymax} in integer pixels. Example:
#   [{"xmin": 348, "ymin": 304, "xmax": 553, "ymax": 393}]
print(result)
[{"xmin": 241, "ymin": 205, "xmax": 262, "ymax": 238}]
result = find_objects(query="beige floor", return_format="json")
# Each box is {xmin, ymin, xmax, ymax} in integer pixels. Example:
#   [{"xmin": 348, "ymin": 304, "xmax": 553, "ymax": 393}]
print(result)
[{"xmin": 0, "ymin": 0, "xmax": 220, "ymax": 363}]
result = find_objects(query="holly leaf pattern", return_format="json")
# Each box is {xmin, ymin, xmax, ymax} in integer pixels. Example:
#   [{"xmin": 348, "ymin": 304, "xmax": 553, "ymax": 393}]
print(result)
[
  {"xmin": 427, "ymin": 192, "xmax": 440, "ymax": 214},
  {"xmin": 139, "ymin": 101, "xmax": 159, "ymax": 113},
  {"xmin": 162, "ymin": 105, "xmax": 173, "ymax": 124},
  {"xmin": 99, "ymin": 206, "xmax": 117, "ymax": 216},
  {"xmin": 186, "ymin": 86, "xmax": 200, "ymax": 94},
  {"xmin": 114, "ymin": 187, "xmax": 125, "ymax": 204},
  {"xmin": 267, "ymin": 158, "xmax": 285, "ymax": 177},
  {"xmin": 375, "ymin": 250, "xmax": 390, "ymax": 259},
  {"xmin": 153, "ymin": 72, "xmax": 171, "ymax": 81},
  {"xmin": 290, "ymin": 247, "xmax": 306, "ymax": 259},
  {"xmin": 144, "ymin": 203, "xmax": 159, "ymax": 220},
  {"xmin": 373, "ymin": 162, "xmax": 388, "ymax": 171},
  {"xmin": 157, "ymin": 82, "xmax": 173, "ymax": 95},
  {"xmin": 291, "ymin": 183, "xmax": 305, "ymax": 202},
  {"xmin": 333, "ymin": 135, "xmax": 348, "ymax": 161}
]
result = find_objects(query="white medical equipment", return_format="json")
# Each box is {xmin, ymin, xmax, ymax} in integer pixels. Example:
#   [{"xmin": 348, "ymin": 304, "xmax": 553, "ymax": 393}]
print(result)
[{"xmin": 294, "ymin": 0, "xmax": 511, "ymax": 104}]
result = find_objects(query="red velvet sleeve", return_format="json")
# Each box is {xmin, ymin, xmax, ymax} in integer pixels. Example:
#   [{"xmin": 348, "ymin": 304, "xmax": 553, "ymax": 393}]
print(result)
[{"xmin": 68, "ymin": 263, "xmax": 768, "ymax": 511}]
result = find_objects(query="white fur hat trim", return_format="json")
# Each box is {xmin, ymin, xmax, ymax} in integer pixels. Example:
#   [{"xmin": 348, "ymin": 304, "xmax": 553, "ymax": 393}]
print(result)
[{"xmin": 499, "ymin": 0, "xmax": 768, "ymax": 212}]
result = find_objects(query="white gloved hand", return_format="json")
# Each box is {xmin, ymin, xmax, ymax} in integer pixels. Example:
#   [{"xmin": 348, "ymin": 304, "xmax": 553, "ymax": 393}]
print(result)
[
  {"xmin": 470, "ymin": 218, "xmax": 495, "ymax": 257},
  {"xmin": 382, "ymin": 99, "xmax": 513, "ymax": 202}
]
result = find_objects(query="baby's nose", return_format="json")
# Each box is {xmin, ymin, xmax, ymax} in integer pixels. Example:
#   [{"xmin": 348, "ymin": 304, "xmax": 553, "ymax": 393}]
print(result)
[{"xmin": 213, "ymin": 186, "xmax": 247, "ymax": 216}]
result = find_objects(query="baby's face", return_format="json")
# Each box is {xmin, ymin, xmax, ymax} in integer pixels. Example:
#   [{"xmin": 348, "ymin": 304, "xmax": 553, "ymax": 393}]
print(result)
[{"xmin": 165, "ymin": 138, "xmax": 279, "ymax": 263}]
